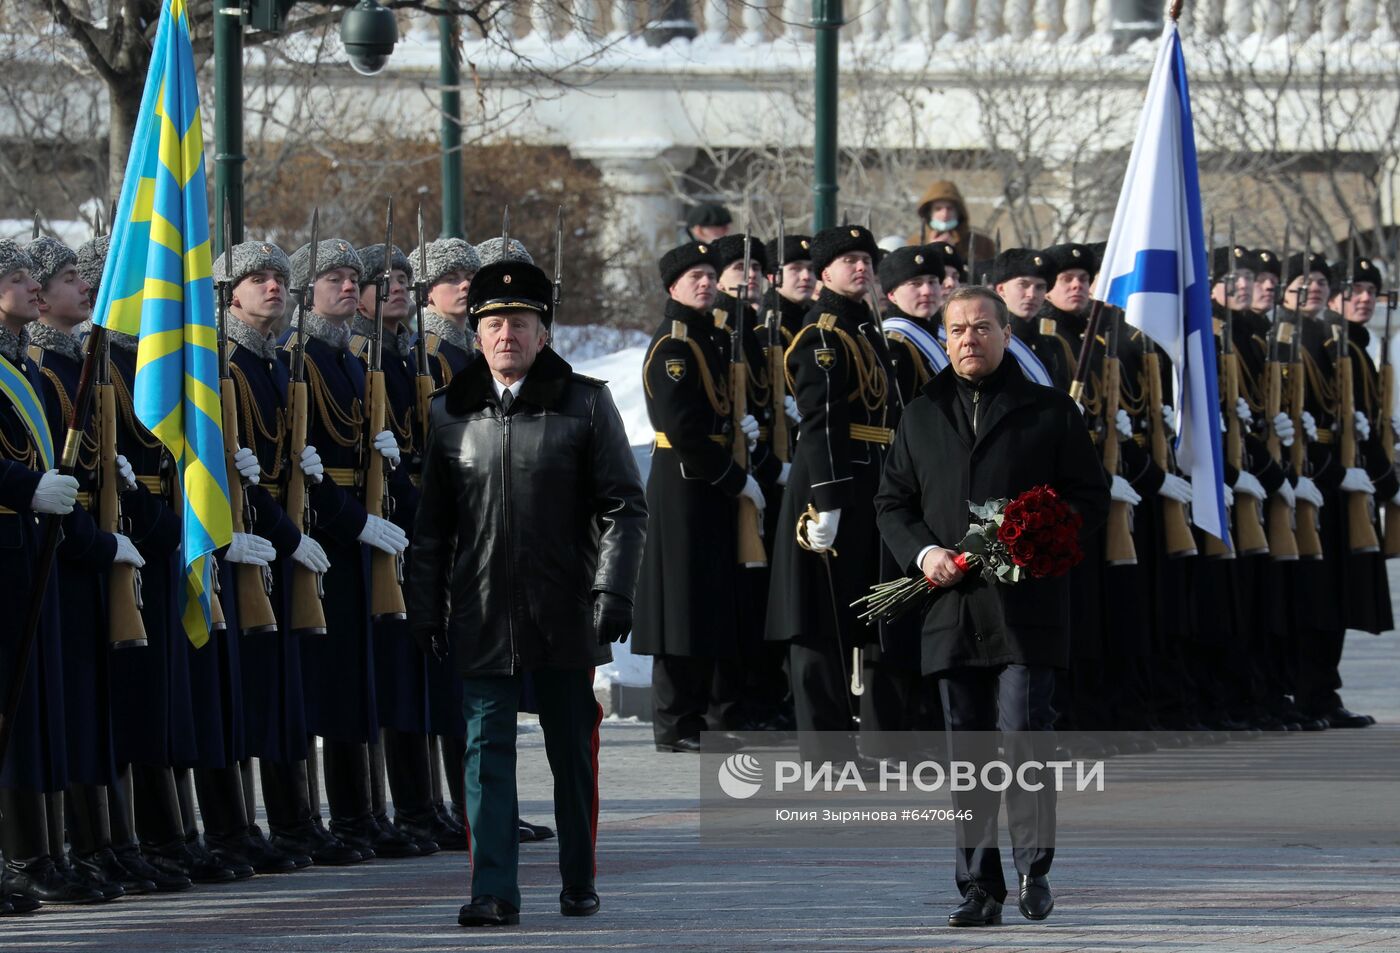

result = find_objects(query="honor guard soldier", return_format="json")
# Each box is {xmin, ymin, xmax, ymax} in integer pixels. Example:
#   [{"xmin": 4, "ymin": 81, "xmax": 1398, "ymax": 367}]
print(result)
[
  {"xmin": 763, "ymin": 233, "xmax": 816, "ymax": 345},
  {"xmin": 1283, "ymin": 250, "xmax": 1382, "ymax": 729},
  {"xmin": 24, "ymin": 237, "xmax": 154, "ymax": 899},
  {"xmin": 214, "ymin": 240, "xmax": 349, "ymax": 868},
  {"xmin": 419, "ymin": 238, "xmax": 481, "ymax": 387},
  {"xmin": 633, "ymin": 242, "xmax": 762, "ymax": 752},
  {"xmin": 0, "ymin": 242, "xmax": 98, "ymax": 908},
  {"xmin": 993, "ymin": 250, "xmax": 1071, "ymax": 390},
  {"xmin": 351, "ymin": 242, "xmax": 444, "ymax": 855},
  {"xmin": 880, "ymin": 245, "xmax": 949, "ymax": 393},
  {"xmin": 279, "ymin": 238, "xmax": 415, "ymax": 860},
  {"xmin": 476, "ymin": 237, "xmax": 533, "ymax": 268},
  {"xmin": 765, "ymin": 225, "xmax": 905, "ymax": 766}
]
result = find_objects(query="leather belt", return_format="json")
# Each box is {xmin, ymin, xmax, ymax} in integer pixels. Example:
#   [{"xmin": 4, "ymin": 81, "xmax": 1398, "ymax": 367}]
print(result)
[
  {"xmin": 323, "ymin": 466, "xmax": 359, "ymax": 486},
  {"xmin": 654, "ymin": 432, "xmax": 727, "ymax": 449},
  {"xmin": 849, "ymin": 423, "xmax": 894, "ymax": 446},
  {"xmin": 1314, "ymin": 428, "xmax": 1334, "ymax": 445},
  {"xmin": 135, "ymin": 474, "xmax": 164, "ymax": 495}
]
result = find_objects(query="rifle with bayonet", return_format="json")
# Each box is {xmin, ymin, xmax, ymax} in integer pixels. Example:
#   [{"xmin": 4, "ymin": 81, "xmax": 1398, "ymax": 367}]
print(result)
[
  {"xmin": 1336, "ymin": 230, "xmax": 1380, "ymax": 554},
  {"xmin": 1141, "ymin": 329, "xmax": 1199, "ymax": 558},
  {"xmin": 1097, "ymin": 302, "xmax": 1138, "ymax": 565},
  {"xmin": 217, "ymin": 203, "xmax": 278, "ymax": 633},
  {"xmin": 96, "ymin": 329, "xmax": 148, "ymax": 647},
  {"xmin": 1218, "ymin": 222, "xmax": 1269, "ymax": 556},
  {"xmin": 732, "ymin": 228, "xmax": 766, "ymax": 567},
  {"xmin": 413, "ymin": 205, "xmax": 435, "ymax": 458},
  {"xmin": 768, "ymin": 213, "xmax": 790, "ymax": 464},
  {"xmin": 364, "ymin": 198, "xmax": 407, "ymax": 619},
  {"xmin": 1263, "ymin": 222, "xmax": 1299, "ymax": 559},
  {"xmin": 1382, "ymin": 243, "xmax": 1400, "ymax": 557},
  {"xmin": 285, "ymin": 211, "xmax": 328, "ymax": 634},
  {"xmin": 1286, "ymin": 228, "xmax": 1324, "ymax": 559}
]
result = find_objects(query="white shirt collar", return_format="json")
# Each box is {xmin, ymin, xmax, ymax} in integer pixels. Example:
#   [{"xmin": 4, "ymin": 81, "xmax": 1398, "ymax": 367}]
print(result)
[{"xmin": 491, "ymin": 374, "xmax": 526, "ymax": 401}]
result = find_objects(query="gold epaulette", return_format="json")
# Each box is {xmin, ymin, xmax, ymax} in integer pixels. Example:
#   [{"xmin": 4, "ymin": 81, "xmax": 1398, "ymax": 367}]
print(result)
[
  {"xmin": 25, "ymin": 344, "xmax": 42, "ymax": 364},
  {"xmin": 713, "ymin": 308, "xmax": 728, "ymax": 329},
  {"xmin": 1039, "ymin": 318, "xmax": 1058, "ymax": 336},
  {"xmin": 654, "ymin": 432, "xmax": 727, "ymax": 449},
  {"xmin": 424, "ymin": 332, "xmax": 442, "ymax": 357},
  {"xmin": 817, "ymin": 313, "xmax": 838, "ymax": 331},
  {"xmin": 672, "ymin": 320, "xmax": 688, "ymax": 340},
  {"xmin": 348, "ymin": 334, "xmax": 370, "ymax": 361}
]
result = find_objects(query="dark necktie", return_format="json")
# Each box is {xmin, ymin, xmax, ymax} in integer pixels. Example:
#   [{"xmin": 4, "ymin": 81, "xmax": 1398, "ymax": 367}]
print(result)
[{"xmin": 500, "ymin": 388, "xmax": 514, "ymax": 414}]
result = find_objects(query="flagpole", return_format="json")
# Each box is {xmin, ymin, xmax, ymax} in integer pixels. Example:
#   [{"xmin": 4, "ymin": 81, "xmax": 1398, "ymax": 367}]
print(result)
[{"xmin": 0, "ymin": 327, "xmax": 106, "ymax": 777}]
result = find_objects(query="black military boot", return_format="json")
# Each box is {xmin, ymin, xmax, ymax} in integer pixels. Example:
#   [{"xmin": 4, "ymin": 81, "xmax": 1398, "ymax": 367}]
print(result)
[
  {"xmin": 262, "ymin": 758, "xmax": 363, "ymax": 866},
  {"xmin": 325, "ymin": 740, "xmax": 421, "ymax": 859},
  {"xmin": 0, "ymin": 789, "xmax": 103, "ymax": 904},
  {"xmin": 385, "ymin": 729, "xmax": 440, "ymax": 854}
]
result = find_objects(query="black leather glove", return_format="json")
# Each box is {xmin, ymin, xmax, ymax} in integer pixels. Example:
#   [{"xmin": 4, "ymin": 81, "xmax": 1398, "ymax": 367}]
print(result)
[
  {"xmin": 592, "ymin": 591, "xmax": 633, "ymax": 646},
  {"xmin": 411, "ymin": 626, "xmax": 449, "ymax": 662}
]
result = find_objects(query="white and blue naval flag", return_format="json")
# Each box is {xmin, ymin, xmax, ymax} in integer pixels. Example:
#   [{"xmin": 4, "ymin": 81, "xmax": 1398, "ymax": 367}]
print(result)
[{"xmin": 1096, "ymin": 22, "xmax": 1229, "ymax": 544}]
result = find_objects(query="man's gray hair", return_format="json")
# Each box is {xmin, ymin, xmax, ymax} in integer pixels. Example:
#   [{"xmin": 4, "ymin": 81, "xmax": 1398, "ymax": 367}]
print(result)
[{"xmin": 943, "ymin": 285, "xmax": 1010, "ymax": 328}]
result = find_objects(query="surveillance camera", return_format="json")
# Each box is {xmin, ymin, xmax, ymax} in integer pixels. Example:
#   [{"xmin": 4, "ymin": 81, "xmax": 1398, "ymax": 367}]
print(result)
[{"xmin": 340, "ymin": 0, "xmax": 398, "ymax": 77}]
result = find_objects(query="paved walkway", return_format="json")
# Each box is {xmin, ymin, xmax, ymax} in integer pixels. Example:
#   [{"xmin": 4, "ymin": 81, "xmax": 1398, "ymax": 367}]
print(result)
[{"xmin": 5, "ymin": 625, "xmax": 1399, "ymax": 950}]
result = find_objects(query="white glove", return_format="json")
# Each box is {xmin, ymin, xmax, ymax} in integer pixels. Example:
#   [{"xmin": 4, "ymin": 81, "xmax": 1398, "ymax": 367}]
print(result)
[
  {"xmin": 1272, "ymin": 412, "xmax": 1295, "ymax": 448},
  {"xmin": 1158, "ymin": 472, "xmax": 1194, "ymax": 504},
  {"xmin": 1354, "ymin": 411, "xmax": 1371, "ymax": 442},
  {"xmin": 114, "ymin": 453, "xmax": 137, "ymax": 492},
  {"xmin": 232, "ymin": 446, "xmax": 261, "ymax": 485},
  {"xmin": 1295, "ymin": 475, "xmax": 1325, "ymax": 509},
  {"xmin": 358, "ymin": 514, "xmax": 408, "ymax": 554},
  {"xmin": 1235, "ymin": 397, "xmax": 1254, "ymax": 427},
  {"xmin": 807, "ymin": 508, "xmax": 841, "ymax": 551},
  {"xmin": 1162, "ymin": 405, "xmax": 1178, "ymax": 435},
  {"xmin": 777, "ymin": 462, "xmax": 791, "ymax": 487},
  {"xmin": 31, "ymin": 470, "xmax": 79, "ymax": 515},
  {"xmin": 225, "ymin": 532, "xmax": 276, "ymax": 567},
  {"xmin": 1340, "ymin": 467, "xmax": 1375, "ymax": 495},
  {"xmin": 738, "ymin": 414, "xmax": 759, "ymax": 454},
  {"xmin": 739, "ymin": 474, "xmax": 766, "ymax": 517},
  {"xmin": 1222, "ymin": 483, "xmax": 1235, "ymax": 507},
  {"xmin": 373, "ymin": 429, "xmax": 400, "ymax": 468},
  {"xmin": 1219, "ymin": 411, "xmax": 1229, "ymax": 432},
  {"xmin": 112, "ymin": 533, "xmax": 145, "ymax": 568},
  {"xmin": 291, "ymin": 534, "xmax": 331, "ymax": 573},
  {"xmin": 1115, "ymin": 409, "xmax": 1133, "ymax": 440},
  {"xmin": 1276, "ymin": 478, "xmax": 1296, "ymax": 508},
  {"xmin": 299, "ymin": 444, "xmax": 324, "ymax": 484},
  {"xmin": 1391, "ymin": 414, "xmax": 1400, "ymax": 444},
  {"xmin": 1301, "ymin": 410, "xmax": 1317, "ymax": 442},
  {"xmin": 1233, "ymin": 470, "xmax": 1266, "ymax": 500},
  {"xmin": 784, "ymin": 395, "xmax": 801, "ymax": 424},
  {"xmin": 1110, "ymin": 475, "xmax": 1142, "ymax": 505}
]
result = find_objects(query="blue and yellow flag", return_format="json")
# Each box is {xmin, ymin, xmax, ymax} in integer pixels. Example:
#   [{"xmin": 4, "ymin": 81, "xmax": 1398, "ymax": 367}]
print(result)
[{"xmin": 92, "ymin": 0, "xmax": 231, "ymax": 647}]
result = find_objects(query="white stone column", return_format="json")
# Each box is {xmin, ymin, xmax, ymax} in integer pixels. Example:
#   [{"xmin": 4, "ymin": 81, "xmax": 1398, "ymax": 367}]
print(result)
[
  {"xmin": 946, "ymin": 0, "xmax": 975, "ymax": 39},
  {"xmin": 570, "ymin": 142, "xmax": 697, "ymax": 292}
]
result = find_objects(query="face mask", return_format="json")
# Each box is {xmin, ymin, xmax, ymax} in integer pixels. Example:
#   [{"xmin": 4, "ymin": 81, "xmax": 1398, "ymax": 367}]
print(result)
[{"xmin": 929, "ymin": 216, "xmax": 959, "ymax": 232}]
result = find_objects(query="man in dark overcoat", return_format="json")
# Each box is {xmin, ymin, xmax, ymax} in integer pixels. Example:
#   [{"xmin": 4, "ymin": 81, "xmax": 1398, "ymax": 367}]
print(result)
[{"xmin": 875, "ymin": 286, "xmax": 1108, "ymax": 928}]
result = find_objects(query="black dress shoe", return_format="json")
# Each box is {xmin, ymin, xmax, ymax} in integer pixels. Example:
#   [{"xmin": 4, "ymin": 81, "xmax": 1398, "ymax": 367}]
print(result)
[
  {"xmin": 458, "ymin": 895, "xmax": 519, "ymax": 927},
  {"xmin": 1, "ymin": 892, "xmax": 41, "ymax": 915},
  {"xmin": 57, "ymin": 854, "xmax": 122, "ymax": 901},
  {"xmin": 332, "ymin": 816, "xmax": 421, "ymax": 859},
  {"xmin": 519, "ymin": 819, "xmax": 554, "ymax": 843},
  {"xmin": 114, "ymin": 844, "xmax": 191, "ymax": 892},
  {"xmin": 560, "ymin": 885, "xmax": 600, "ymax": 917},
  {"xmin": 2, "ymin": 857, "xmax": 105, "ymax": 904},
  {"xmin": 73, "ymin": 848, "xmax": 156, "ymax": 896},
  {"xmin": 1322, "ymin": 707, "xmax": 1374, "ymax": 729},
  {"xmin": 948, "ymin": 884, "xmax": 1002, "ymax": 927},
  {"xmin": 655, "ymin": 736, "xmax": 703, "ymax": 753},
  {"xmin": 1018, "ymin": 874, "xmax": 1054, "ymax": 921},
  {"xmin": 270, "ymin": 826, "xmax": 363, "ymax": 867}
]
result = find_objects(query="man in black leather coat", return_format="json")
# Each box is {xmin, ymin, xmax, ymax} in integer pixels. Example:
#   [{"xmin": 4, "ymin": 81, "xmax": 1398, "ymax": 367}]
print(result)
[{"xmin": 408, "ymin": 259, "xmax": 646, "ymax": 929}]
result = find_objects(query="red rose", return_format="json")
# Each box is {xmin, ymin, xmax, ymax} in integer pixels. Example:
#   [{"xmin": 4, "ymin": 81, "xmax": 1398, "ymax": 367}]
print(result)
[{"xmin": 998, "ymin": 521, "xmax": 1023, "ymax": 544}]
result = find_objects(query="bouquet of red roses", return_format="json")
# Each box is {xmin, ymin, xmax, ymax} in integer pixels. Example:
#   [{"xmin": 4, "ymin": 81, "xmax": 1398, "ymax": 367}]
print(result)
[{"xmin": 854, "ymin": 484, "xmax": 1084, "ymax": 625}]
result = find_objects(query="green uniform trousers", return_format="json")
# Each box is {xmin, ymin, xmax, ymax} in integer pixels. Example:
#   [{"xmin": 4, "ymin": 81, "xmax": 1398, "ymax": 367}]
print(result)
[{"xmin": 462, "ymin": 668, "xmax": 602, "ymax": 909}]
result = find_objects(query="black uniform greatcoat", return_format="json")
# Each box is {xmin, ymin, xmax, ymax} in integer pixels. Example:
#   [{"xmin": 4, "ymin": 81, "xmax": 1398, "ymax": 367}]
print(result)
[
  {"xmin": 226, "ymin": 326, "xmax": 310, "ymax": 763},
  {"xmin": 277, "ymin": 324, "xmax": 377, "ymax": 744},
  {"xmin": 0, "ymin": 338, "xmax": 68, "ymax": 792},
  {"xmin": 28, "ymin": 333, "xmax": 120, "ymax": 785},
  {"xmin": 765, "ymin": 287, "xmax": 901, "ymax": 651},
  {"xmin": 106, "ymin": 337, "xmax": 200, "ymax": 769},
  {"xmin": 633, "ymin": 299, "xmax": 747, "ymax": 659},
  {"xmin": 421, "ymin": 312, "xmax": 474, "ymax": 388},
  {"xmin": 875, "ymin": 360, "xmax": 1109, "ymax": 676}
]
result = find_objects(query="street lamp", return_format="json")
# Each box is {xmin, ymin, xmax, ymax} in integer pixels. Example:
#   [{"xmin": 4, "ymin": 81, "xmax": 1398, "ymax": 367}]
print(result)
[{"xmin": 214, "ymin": 0, "xmax": 401, "ymax": 251}]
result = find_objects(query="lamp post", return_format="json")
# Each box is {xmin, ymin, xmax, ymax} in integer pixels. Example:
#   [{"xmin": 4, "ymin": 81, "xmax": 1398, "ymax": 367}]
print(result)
[
  {"xmin": 438, "ymin": 15, "xmax": 464, "ymax": 239},
  {"xmin": 812, "ymin": 0, "xmax": 842, "ymax": 231},
  {"xmin": 212, "ymin": 0, "xmax": 399, "ymax": 255}
]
